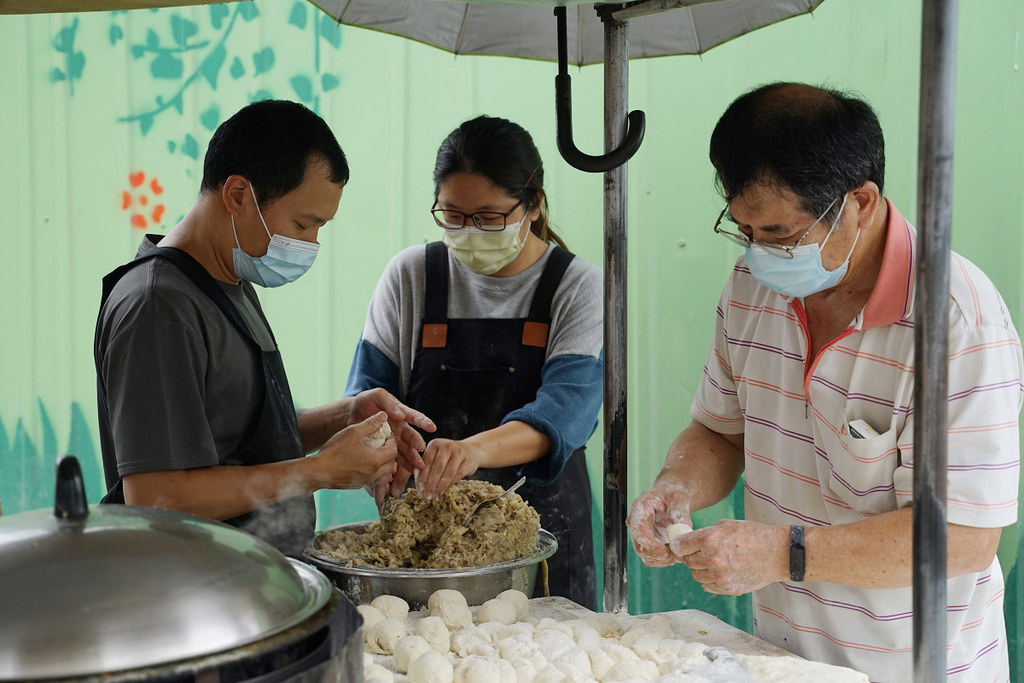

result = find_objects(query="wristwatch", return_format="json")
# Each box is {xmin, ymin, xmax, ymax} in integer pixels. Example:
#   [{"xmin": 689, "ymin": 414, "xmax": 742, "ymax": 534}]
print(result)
[{"xmin": 789, "ymin": 524, "xmax": 806, "ymax": 582}]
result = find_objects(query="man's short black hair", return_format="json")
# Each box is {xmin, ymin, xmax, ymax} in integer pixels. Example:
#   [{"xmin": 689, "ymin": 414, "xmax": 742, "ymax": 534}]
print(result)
[
  {"xmin": 201, "ymin": 99, "xmax": 348, "ymax": 204},
  {"xmin": 709, "ymin": 82, "xmax": 885, "ymax": 219}
]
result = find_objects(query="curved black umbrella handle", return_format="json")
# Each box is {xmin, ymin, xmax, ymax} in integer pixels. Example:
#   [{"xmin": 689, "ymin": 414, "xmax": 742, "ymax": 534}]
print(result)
[{"xmin": 554, "ymin": 6, "xmax": 646, "ymax": 173}]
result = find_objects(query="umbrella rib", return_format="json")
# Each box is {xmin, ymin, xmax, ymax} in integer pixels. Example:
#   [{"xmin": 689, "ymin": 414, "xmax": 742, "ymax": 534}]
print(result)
[
  {"xmin": 687, "ymin": 7, "xmax": 702, "ymax": 54},
  {"xmin": 576, "ymin": 4, "xmax": 583, "ymax": 67},
  {"xmin": 335, "ymin": 0, "xmax": 352, "ymax": 22},
  {"xmin": 455, "ymin": 4, "xmax": 470, "ymax": 55}
]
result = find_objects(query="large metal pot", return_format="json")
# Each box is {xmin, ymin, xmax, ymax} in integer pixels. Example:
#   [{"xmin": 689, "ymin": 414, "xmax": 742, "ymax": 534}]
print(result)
[
  {"xmin": 0, "ymin": 456, "xmax": 363, "ymax": 682},
  {"xmin": 304, "ymin": 522, "xmax": 557, "ymax": 610}
]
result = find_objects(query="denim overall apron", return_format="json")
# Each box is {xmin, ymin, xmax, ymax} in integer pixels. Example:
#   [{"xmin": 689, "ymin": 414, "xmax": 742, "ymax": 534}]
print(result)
[
  {"xmin": 406, "ymin": 242, "xmax": 596, "ymax": 609},
  {"xmin": 98, "ymin": 245, "xmax": 315, "ymax": 557}
]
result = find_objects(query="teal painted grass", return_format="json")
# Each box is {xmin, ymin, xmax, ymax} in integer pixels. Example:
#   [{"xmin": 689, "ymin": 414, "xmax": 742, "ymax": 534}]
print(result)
[{"xmin": 0, "ymin": 401, "xmax": 102, "ymax": 515}]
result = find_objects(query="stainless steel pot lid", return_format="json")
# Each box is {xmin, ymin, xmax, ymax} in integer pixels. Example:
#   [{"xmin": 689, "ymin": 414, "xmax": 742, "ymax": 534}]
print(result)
[{"xmin": 0, "ymin": 457, "xmax": 332, "ymax": 680}]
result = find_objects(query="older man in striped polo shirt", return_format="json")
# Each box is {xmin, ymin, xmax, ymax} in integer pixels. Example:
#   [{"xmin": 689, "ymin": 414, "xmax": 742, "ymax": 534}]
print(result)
[{"xmin": 627, "ymin": 82, "xmax": 1022, "ymax": 682}]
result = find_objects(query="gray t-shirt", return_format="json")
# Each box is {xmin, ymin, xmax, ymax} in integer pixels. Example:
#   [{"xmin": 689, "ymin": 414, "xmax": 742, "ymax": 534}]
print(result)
[
  {"xmin": 96, "ymin": 237, "xmax": 278, "ymax": 481},
  {"xmin": 360, "ymin": 242, "xmax": 604, "ymax": 399}
]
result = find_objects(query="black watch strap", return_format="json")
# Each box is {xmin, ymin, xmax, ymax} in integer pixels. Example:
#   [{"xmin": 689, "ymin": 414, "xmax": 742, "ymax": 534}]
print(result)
[{"xmin": 789, "ymin": 524, "xmax": 806, "ymax": 582}]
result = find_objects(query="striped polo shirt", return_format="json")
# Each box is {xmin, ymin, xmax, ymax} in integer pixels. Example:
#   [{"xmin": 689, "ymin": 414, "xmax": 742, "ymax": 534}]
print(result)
[{"xmin": 692, "ymin": 199, "xmax": 1022, "ymax": 682}]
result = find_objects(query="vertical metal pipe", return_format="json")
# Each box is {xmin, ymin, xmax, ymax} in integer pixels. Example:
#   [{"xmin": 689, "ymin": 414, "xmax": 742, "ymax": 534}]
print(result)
[
  {"xmin": 914, "ymin": 0, "xmax": 957, "ymax": 679},
  {"xmin": 602, "ymin": 10, "xmax": 629, "ymax": 615}
]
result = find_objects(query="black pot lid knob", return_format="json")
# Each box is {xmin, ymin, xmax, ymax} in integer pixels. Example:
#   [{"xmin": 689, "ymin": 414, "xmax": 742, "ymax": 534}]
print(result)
[{"xmin": 54, "ymin": 455, "xmax": 88, "ymax": 522}]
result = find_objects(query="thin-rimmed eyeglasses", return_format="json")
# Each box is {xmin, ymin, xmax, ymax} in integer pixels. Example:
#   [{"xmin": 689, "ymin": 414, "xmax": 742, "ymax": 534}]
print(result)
[
  {"xmin": 431, "ymin": 199, "xmax": 525, "ymax": 231},
  {"xmin": 712, "ymin": 197, "xmax": 839, "ymax": 259}
]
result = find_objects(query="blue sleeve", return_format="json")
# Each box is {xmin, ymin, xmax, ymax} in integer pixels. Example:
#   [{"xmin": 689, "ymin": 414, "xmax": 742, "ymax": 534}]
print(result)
[
  {"xmin": 344, "ymin": 339, "xmax": 401, "ymax": 398},
  {"xmin": 502, "ymin": 351, "xmax": 604, "ymax": 486}
]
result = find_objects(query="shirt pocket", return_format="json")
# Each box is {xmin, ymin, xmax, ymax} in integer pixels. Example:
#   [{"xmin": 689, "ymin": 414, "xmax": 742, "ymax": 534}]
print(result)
[{"xmin": 821, "ymin": 418, "xmax": 900, "ymax": 517}]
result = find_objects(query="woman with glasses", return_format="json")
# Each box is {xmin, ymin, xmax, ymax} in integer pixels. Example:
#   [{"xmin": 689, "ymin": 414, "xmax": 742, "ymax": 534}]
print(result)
[{"xmin": 344, "ymin": 115, "xmax": 603, "ymax": 609}]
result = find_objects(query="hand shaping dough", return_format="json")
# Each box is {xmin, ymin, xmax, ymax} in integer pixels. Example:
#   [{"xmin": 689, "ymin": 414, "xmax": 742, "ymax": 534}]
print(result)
[
  {"xmin": 371, "ymin": 594, "xmax": 409, "ymax": 622},
  {"xmin": 666, "ymin": 523, "xmax": 693, "ymax": 541},
  {"xmin": 363, "ymin": 420, "xmax": 392, "ymax": 449},
  {"xmin": 407, "ymin": 650, "xmax": 454, "ymax": 683},
  {"xmin": 393, "ymin": 635, "xmax": 434, "ymax": 674},
  {"xmin": 365, "ymin": 617, "xmax": 408, "ymax": 655}
]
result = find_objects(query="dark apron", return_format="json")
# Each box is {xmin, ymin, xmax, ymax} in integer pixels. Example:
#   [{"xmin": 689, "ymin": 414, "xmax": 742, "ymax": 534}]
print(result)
[
  {"xmin": 407, "ymin": 242, "xmax": 596, "ymax": 609},
  {"xmin": 98, "ymin": 245, "xmax": 315, "ymax": 558}
]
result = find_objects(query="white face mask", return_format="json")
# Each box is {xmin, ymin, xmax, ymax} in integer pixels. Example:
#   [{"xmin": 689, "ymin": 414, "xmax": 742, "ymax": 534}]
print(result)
[
  {"xmin": 441, "ymin": 214, "xmax": 529, "ymax": 275},
  {"xmin": 745, "ymin": 194, "xmax": 858, "ymax": 298},
  {"xmin": 231, "ymin": 185, "xmax": 320, "ymax": 288}
]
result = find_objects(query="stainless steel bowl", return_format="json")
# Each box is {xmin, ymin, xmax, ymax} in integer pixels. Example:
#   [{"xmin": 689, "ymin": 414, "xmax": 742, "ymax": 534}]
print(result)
[{"xmin": 303, "ymin": 522, "xmax": 557, "ymax": 609}]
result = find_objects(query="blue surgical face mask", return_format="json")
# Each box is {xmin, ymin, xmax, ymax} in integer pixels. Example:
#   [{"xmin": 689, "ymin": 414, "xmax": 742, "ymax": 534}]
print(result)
[
  {"xmin": 231, "ymin": 185, "xmax": 319, "ymax": 288},
  {"xmin": 745, "ymin": 194, "xmax": 858, "ymax": 298}
]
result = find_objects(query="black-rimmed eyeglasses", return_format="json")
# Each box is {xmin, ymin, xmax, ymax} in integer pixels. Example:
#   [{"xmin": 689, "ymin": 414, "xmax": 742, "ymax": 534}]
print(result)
[
  {"xmin": 712, "ymin": 197, "xmax": 840, "ymax": 259},
  {"xmin": 431, "ymin": 199, "xmax": 525, "ymax": 231}
]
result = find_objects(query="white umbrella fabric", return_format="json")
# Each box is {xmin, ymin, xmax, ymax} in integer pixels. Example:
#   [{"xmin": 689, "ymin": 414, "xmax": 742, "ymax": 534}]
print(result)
[{"xmin": 310, "ymin": 0, "xmax": 825, "ymax": 66}]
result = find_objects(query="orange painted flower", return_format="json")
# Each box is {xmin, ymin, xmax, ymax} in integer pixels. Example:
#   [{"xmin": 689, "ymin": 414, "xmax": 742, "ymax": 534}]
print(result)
[{"xmin": 121, "ymin": 171, "xmax": 166, "ymax": 229}]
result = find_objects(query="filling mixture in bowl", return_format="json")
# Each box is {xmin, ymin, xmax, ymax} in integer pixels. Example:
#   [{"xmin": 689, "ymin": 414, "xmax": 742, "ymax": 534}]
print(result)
[{"xmin": 313, "ymin": 480, "xmax": 541, "ymax": 568}]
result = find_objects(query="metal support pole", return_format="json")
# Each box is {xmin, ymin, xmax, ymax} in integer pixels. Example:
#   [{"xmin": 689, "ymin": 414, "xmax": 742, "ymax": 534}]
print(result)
[
  {"xmin": 913, "ymin": 0, "xmax": 958, "ymax": 680},
  {"xmin": 602, "ymin": 9, "xmax": 629, "ymax": 615}
]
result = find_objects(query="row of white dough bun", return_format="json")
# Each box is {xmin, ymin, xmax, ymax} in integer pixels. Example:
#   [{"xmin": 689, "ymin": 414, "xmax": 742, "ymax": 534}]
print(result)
[{"xmin": 359, "ymin": 589, "xmax": 869, "ymax": 683}]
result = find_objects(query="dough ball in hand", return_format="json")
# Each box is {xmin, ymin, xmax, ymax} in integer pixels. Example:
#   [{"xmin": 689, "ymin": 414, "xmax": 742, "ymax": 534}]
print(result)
[{"xmin": 363, "ymin": 421, "xmax": 392, "ymax": 449}]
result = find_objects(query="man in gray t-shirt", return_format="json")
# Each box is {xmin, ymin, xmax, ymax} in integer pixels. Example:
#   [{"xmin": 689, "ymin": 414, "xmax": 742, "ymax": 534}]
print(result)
[{"xmin": 95, "ymin": 100, "xmax": 433, "ymax": 556}]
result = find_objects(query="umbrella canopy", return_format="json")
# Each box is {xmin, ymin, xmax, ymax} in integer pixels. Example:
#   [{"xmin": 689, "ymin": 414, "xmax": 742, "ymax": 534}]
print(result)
[
  {"xmin": 311, "ymin": 0, "xmax": 824, "ymax": 66},
  {"xmin": 314, "ymin": 1, "xmax": 824, "ymax": 170}
]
